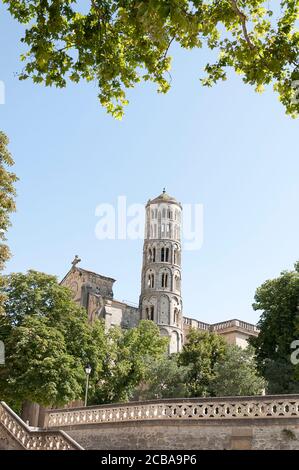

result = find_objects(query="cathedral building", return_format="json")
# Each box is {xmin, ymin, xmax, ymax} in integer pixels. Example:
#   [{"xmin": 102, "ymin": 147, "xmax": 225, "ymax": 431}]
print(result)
[{"xmin": 61, "ymin": 191, "xmax": 259, "ymax": 352}]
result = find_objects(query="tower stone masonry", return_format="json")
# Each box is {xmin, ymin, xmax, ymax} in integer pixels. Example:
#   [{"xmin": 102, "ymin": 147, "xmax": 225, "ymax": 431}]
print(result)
[{"xmin": 139, "ymin": 190, "xmax": 183, "ymax": 353}]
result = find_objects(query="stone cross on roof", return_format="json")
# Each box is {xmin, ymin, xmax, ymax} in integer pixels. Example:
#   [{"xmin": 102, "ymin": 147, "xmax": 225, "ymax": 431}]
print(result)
[{"xmin": 71, "ymin": 255, "xmax": 81, "ymax": 267}]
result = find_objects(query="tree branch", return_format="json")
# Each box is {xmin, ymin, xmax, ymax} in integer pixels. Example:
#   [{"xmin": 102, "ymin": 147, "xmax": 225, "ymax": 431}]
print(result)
[
  {"xmin": 230, "ymin": 0, "xmax": 255, "ymax": 50},
  {"xmin": 163, "ymin": 35, "xmax": 175, "ymax": 60}
]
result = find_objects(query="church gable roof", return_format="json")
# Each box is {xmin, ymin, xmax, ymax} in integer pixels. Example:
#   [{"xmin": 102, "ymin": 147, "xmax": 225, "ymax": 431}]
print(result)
[{"xmin": 60, "ymin": 266, "xmax": 116, "ymax": 286}]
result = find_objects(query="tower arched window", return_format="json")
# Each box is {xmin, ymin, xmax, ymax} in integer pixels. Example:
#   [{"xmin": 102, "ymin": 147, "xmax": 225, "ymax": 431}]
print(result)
[
  {"xmin": 161, "ymin": 247, "xmax": 169, "ymax": 262},
  {"xmin": 162, "ymin": 208, "xmax": 166, "ymax": 218},
  {"xmin": 174, "ymin": 308, "xmax": 179, "ymax": 325},
  {"xmin": 150, "ymin": 306, "xmax": 154, "ymax": 321},
  {"xmin": 148, "ymin": 247, "xmax": 156, "ymax": 263},
  {"xmin": 161, "ymin": 273, "xmax": 169, "ymax": 288},
  {"xmin": 146, "ymin": 306, "xmax": 154, "ymax": 320},
  {"xmin": 147, "ymin": 273, "xmax": 155, "ymax": 288},
  {"xmin": 173, "ymin": 248, "xmax": 177, "ymax": 265}
]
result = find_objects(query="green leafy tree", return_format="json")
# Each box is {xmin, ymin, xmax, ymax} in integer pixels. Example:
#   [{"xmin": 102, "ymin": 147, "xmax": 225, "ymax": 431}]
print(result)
[
  {"xmin": 2, "ymin": 316, "xmax": 84, "ymax": 407},
  {"xmin": 0, "ymin": 270, "xmax": 107, "ymax": 409},
  {"xmin": 178, "ymin": 329, "xmax": 227, "ymax": 397},
  {"xmin": 92, "ymin": 320, "xmax": 169, "ymax": 404},
  {"xmin": 3, "ymin": 1, "xmax": 299, "ymax": 118},
  {"xmin": 0, "ymin": 131, "xmax": 17, "ymax": 314},
  {"xmin": 259, "ymin": 358, "xmax": 297, "ymax": 395},
  {"xmin": 250, "ymin": 262, "xmax": 299, "ymax": 394},
  {"xmin": 133, "ymin": 354, "xmax": 190, "ymax": 400},
  {"xmin": 210, "ymin": 345, "xmax": 265, "ymax": 396}
]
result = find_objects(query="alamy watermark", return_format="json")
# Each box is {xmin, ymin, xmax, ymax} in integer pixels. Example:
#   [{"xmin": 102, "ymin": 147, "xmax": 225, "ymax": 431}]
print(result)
[
  {"xmin": 95, "ymin": 196, "xmax": 203, "ymax": 251},
  {"xmin": 0, "ymin": 340, "xmax": 5, "ymax": 365},
  {"xmin": 290, "ymin": 340, "xmax": 299, "ymax": 365},
  {"xmin": 0, "ymin": 81, "xmax": 5, "ymax": 105}
]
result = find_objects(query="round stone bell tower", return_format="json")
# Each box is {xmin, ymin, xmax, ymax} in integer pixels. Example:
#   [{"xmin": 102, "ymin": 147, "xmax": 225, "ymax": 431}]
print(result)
[{"xmin": 139, "ymin": 190, "xmax": 183, "ymax": 353}]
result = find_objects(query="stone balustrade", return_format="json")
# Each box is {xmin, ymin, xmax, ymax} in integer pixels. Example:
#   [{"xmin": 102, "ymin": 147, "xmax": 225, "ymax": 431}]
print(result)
[
  {"xmin": 0, "ymin": 402, "xmax": 83, "ymax": 450},
  {"xmin": 46, "ymin": 395, "xmax": 299, "ymax": 428},
  {"xmin": 183, "ymin": 317, "xmax": 259, "ymax": 334},
  {"xmin": 211, "ymin": 319, "xmax": 259, "ymax": 333},
  {"xmin": 183, "ymin": 317, "xmax": 210, "ymax": 330}
]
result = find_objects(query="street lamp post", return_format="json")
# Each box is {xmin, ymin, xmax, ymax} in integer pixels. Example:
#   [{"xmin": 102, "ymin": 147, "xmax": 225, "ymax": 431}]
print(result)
[{"xmin": 84, "ymin": 364, "xmax": 92, "ymax": 407}]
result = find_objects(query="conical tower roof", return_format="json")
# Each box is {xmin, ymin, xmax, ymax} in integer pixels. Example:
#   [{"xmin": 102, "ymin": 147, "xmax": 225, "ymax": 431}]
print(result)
[{"xmin": 146, "ymin": 189, "xmax": 182, "ymax": 208}]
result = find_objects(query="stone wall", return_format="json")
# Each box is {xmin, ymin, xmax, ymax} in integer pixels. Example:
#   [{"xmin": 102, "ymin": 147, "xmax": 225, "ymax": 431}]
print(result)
[
  {"xmin": 65, "ymin": 419, "xmax": 299, "ymax": 450},
  {"xmin": 46, "ymin": 395, "xmax": 299, "ymax": 451},
  {"xmin": 219, "ymin": 330, "xmax": 251, "ymax": 349}
]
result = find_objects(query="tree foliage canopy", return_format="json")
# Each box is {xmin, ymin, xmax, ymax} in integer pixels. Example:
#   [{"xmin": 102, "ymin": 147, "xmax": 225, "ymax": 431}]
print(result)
[
  {"xmin": 92, "ymin": 320, "xmax": 169, "ymax": 404},
  {"xmin": 0, "ymin": 131, "xmax": 17, "ymax": 314},
  {"xmin": 178, "ymin": 328, "xmax": 227, "ymax": 397},
  {"xmin": 250, "ymin": 262, "xmax": 299, "ymax": 394},
  {"xmin": 0, "ymin": 270, "xmax": 107, "ymax": 408},
  {"xmin": 3, "ymin": 1, "xmax": 299, "ymax": 118},
  {"xmin": 2, "ymin": 316, "xmax": 85, "ymax": 406},
  {"xmin": 135, "ymin": 332, "xmax": 264, "ymax": 400},
  {"xmin": 133, "ymin": 354, "xmax": 190, "ymax": 400},
  {"xmin": 210, "ymin": 345, "xmax": 265, "ymax": 396}
]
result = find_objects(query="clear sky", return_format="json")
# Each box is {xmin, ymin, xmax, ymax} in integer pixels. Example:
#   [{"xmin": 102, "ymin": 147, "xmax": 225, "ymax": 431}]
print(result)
[{"xmin": 1, "ymin": 4, "xmax": 298, "ymax": 326}]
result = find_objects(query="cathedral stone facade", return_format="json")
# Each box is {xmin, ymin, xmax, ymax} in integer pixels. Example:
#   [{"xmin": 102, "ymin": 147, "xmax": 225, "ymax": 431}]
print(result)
[{"xmin": 61, "ymin": 191, "xmax": 259, "ymax": 350}]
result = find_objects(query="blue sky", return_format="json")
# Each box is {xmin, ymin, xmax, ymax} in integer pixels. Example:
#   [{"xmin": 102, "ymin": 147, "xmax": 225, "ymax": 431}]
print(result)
[{"xmin": 1, "ymin": 4, "xmax": 299, "ymax": 325}]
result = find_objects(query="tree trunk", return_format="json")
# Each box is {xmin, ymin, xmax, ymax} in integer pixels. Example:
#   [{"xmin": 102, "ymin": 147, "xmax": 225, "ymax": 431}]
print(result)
[{"xmin": 21, "ymin": 401, "xmax": 40, "ymax": 427}]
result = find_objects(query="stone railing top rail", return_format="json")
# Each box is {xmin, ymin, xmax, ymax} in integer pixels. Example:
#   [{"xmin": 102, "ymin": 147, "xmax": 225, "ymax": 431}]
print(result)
[
  {"xmin": 212, "ymin": 319, "xmax": 259, "ymax": 332},
  {"xmin": 183, "ymin": 318, "xmax": 210, "ymax": 329},
  {"xmin": 0, "ymin": 401, "xmax": 84, "ymax": 450},
  {"xmin": 183, "ymin": 318, "xmax": 259, "ymax": 333},
  {"xmin": 46, "ymin": 395, "xmax": 299, "ymax": 428}
]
